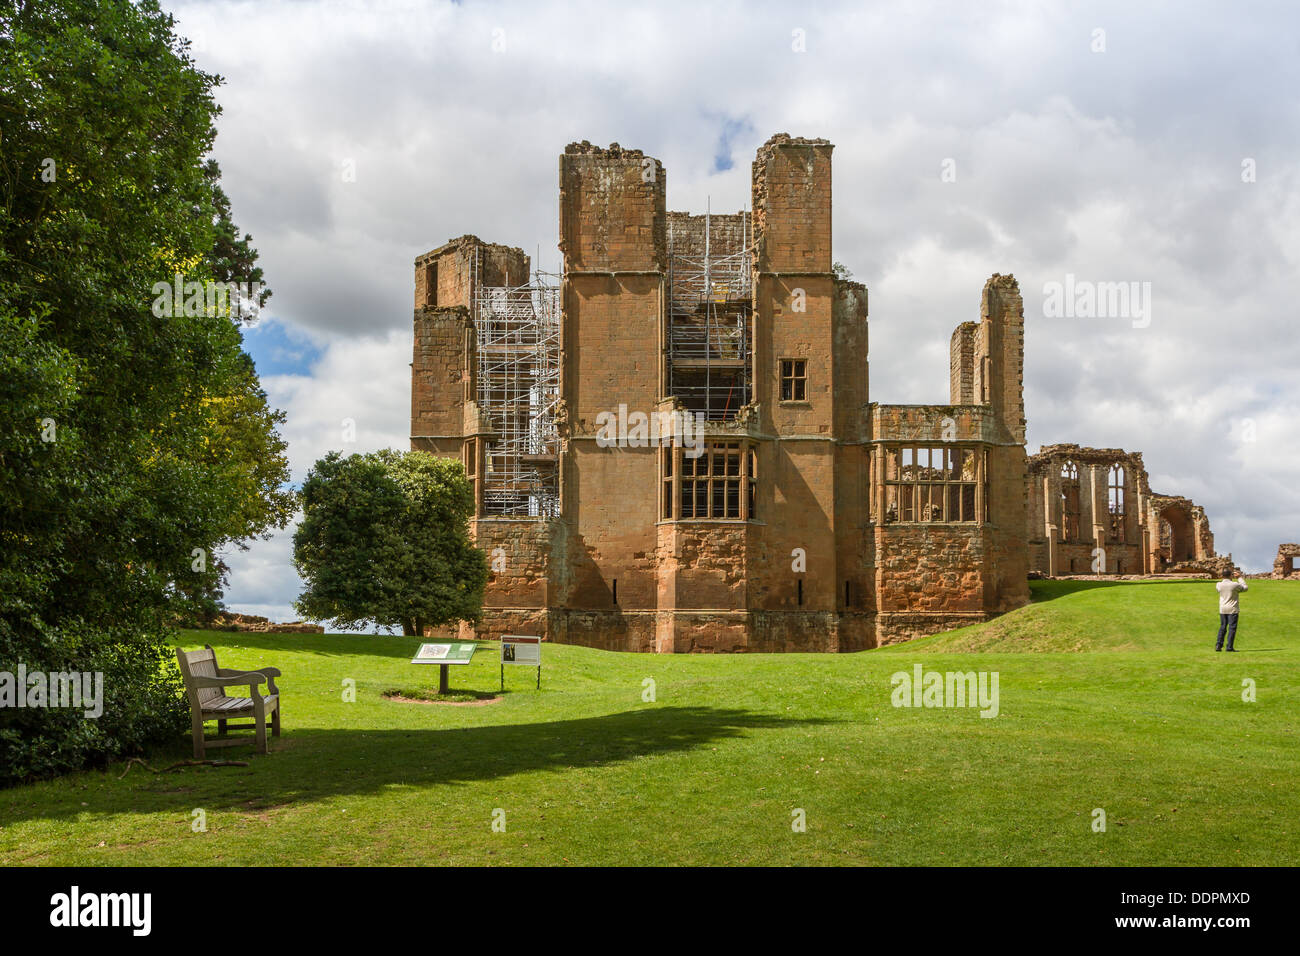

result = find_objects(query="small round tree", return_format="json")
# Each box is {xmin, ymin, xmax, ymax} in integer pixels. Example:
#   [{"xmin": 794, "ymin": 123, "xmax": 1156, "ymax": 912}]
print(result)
[{"xmin": 293, "ymin": 450, "xmax": 488, "ymax": 635}]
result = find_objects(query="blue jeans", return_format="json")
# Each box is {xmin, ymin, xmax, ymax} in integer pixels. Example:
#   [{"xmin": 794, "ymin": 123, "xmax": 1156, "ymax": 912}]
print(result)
[{"xmin": 1215, "ymin": 613, "xmax": 1238, "ymax": 650}]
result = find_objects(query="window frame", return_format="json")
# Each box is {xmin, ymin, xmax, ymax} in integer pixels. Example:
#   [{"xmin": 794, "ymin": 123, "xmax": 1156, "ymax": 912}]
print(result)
[
  {"xmin": 1107, "ymin": 464, "xmax": 1126, "ymax": 539},
  {"xmin": 779, "ymin": 358, "xmax": 808, "ymax": 402},
  {"xmin": 1060, "ymin": 460, "xmax": 1081, "ymax": 541},
  {"xmin": 880, "ymin": 444, "xmax": 982, "ymax": 524},
  {"xmin": 661, "ymin": 440, "xmax": 758, "ymax": 522}
]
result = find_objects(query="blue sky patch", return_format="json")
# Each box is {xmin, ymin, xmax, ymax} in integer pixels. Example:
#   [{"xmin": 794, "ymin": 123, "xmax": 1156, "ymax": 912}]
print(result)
[{"xmin": 239, "ymin": 317, "xmax": 324, "ymax": 378}]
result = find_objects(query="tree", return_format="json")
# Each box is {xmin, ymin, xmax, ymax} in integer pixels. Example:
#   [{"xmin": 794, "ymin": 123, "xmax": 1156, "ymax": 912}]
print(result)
[
  {"xmin": 293, "ymin": 451, "xmax": 488, "ymax": 635},
  {"xmin": 0, "ymin": 0, "xmax": 293, "ymax": 784}
]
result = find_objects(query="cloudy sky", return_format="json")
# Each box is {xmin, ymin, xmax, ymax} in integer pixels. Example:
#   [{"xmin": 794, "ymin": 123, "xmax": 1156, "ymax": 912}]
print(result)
[{"xmin": 166, "ymin": 0, "xmax": 1300, "ymax": 620}]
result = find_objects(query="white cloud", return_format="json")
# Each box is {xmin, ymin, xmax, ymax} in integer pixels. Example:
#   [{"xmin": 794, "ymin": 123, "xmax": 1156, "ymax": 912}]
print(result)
[
  {"xmin": 262, "ymin": 329, "xmax": 412, "ymax": 484},
  {"xmin": 223, "ymin": 330, "xmax": 411, "ymax": 622}
]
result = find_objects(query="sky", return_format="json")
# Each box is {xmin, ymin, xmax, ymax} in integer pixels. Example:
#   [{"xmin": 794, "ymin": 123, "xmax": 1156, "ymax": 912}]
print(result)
[{"xmin": 164, "ymin": 0, "xmax": 1300, "ymax": 621}]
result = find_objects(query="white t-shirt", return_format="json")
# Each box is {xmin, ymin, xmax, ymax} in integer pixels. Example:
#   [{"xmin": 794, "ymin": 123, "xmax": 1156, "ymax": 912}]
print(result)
[{"xmin": 1216, "ymin": 577, "xmax": 1248, "ymax": 614}]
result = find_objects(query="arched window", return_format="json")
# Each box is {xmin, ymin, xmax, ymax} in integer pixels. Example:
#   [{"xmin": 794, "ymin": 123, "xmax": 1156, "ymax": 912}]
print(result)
[
  {"xmin": 1108, "ymin": 465, "xmax": 1125, "ymax": 539},
  {"xmin": 1059, "ymin": 460, "xmax": 1080, "ymax": 540}
]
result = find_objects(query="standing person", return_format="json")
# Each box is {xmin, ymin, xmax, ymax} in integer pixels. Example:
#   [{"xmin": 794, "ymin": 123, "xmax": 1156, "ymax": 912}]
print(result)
[{"xmin": 1215, "ymin": 570, "xmax": 1249, "ymax": 652}]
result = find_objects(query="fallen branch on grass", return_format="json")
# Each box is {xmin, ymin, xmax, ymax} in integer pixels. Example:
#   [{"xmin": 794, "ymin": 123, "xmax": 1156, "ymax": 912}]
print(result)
[{"xmin": 118, "ymin": 757, "xmax": 249, "ymax": 779}]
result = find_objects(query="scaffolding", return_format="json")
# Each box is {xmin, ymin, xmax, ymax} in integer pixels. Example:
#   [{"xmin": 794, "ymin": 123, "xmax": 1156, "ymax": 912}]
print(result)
[
  {"xmin": 667, "ymin": 209, "xmax": 753, "ymax": 420},
  {"xmin": 472, "ymin": 253, "xmax": 561, "ymax": 518}
]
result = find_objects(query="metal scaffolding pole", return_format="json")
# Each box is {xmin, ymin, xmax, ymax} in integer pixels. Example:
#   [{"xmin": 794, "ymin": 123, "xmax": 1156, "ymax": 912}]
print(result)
[
  {"xmin": 472, "ymin": 251, "xmax": 561, "ymax": 518},
  {"xmin": 666, "ymin": 209, "xmax": 753, "ymax": 421}
]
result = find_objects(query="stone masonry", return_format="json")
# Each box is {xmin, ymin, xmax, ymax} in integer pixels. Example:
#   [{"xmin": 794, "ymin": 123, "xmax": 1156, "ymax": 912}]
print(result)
[
  {"xmin": 1025, "ymin": 443, "xmax": 1225, "ymax": 576},
  {"xmin": 1272, "ymin": 543, "xmax": 1300, "ymax": 578},
  {"xmin": 410, "ymin": 134, "xmax": 1033, "ymax": 651}
]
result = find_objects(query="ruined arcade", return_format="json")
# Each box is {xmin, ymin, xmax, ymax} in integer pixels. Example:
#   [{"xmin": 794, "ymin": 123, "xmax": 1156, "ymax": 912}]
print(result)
[
  {"xmin": 411, "ymin": 135, "xmax": 1032, "ymax": 652},
  {"xmin": 1026, "ymin": 444, "xmax": 1222, "ymax": 576}
]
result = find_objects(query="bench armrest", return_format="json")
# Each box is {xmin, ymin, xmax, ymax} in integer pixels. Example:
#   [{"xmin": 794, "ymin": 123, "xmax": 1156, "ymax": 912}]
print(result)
[
  {"xmin": 216, "ymin": 667, "xmax": 281, "ymax": 694},
  {"xmin": 193, "ymin": 672, "xmax": 266, "ymax": 692},
  {"xmin": 217, "ymin": 667, "xmax": 280, "ymax": 678}
]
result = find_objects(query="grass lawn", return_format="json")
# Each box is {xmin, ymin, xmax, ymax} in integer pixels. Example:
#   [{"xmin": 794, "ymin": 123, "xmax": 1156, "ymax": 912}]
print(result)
[{"xmin": 2, "ymin": 579, "xmax": 1296, "ymax": 866}]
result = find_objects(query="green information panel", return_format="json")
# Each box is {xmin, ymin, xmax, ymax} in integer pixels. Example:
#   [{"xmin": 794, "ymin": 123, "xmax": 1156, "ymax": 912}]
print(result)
[{"xmin": 411, "ymin": 642, "xmax": 477, "ymax": 665}]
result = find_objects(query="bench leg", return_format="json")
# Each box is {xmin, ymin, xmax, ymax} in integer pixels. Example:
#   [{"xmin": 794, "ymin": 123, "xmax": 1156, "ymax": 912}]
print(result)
[
  {"xmin": 253, "ymin": 697, "xmax": 268, "ymax": 754},
  {"xmin": 271, "ymin": 703, "xmax": 280, "ymax": 738},
  {"xmin": 191, "ymin": 712, "xmax": 205, "ymax": 759},
  {"xmin": 217, "ymin": 718, "xmax": 228, "ymax": 737}
]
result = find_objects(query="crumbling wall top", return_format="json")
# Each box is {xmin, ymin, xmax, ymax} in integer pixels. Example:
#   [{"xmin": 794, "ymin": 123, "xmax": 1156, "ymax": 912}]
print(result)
[
  {"xmin": 756, "ymin": 132, "xmax": 833, "ymax": 156},
  {"xmin": 1028, "ymin": 444, "xmax": 1149, "ymax": 482},
  {"xmin": 564, "ymin": 140, "xmax": 647, "ymax": 159},
  {"xmin": 983, "ymin": 273, "xmax": 1020, "ymax": 293},
  {"xmin": 415, "ymin": 234, "xmax": 525, "ymax": 266}
]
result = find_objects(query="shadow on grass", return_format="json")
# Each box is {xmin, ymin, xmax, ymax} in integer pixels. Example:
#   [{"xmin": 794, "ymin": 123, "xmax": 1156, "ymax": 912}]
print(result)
[
  {"xmin": 1028, "ymin": 577, "xmax": 1222, "ymax": 603},
  {"xmin": 1028, "ymin": 579, "xmax": 1126, "ymax": 602},
  {"xmin": 5, "ymin": 706, "xmax": 829, "ymax": 825}
]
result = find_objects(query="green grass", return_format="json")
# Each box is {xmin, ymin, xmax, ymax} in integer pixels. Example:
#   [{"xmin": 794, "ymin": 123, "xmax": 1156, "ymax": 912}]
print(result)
[{"xmin": 2, "ymin": 579, "xmax": 1297, "ymax": 866}]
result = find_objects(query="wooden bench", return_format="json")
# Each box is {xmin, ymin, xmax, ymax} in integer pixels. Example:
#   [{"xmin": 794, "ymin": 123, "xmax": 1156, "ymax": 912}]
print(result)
[{"xmin": 176, "ymin": 645, "xmax": 282, "ymax": 758}]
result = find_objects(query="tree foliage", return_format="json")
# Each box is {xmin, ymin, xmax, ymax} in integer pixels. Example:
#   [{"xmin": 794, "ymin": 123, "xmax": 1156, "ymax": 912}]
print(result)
[
  {"xmin": 293, "ymin": 451, "xmax": 488, "ymax": 636},
  {"xmin": 0, "ymin": 0, "xmax": 293, "ymax": 784}
]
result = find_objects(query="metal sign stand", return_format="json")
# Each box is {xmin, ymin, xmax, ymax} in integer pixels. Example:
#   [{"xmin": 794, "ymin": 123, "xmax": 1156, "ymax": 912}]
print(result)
[{"xmin": 500, "ymin": 635, "xmax": 542, "ymax": 691}]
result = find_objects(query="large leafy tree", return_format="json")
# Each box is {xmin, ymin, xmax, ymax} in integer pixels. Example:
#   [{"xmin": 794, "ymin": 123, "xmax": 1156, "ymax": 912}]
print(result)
[
  {"xmin": 294, "ymin": 451, "xmax": 488, "ymax": 636},
  {"xmin": 0, "ymin": 0, "xmax": 294, "ymax": 783}
]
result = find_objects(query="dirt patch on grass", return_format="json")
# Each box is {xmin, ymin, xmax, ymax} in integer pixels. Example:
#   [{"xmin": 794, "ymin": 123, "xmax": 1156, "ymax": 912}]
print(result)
[{"xmin": 382, "ymin": 691, "xmax": 503, "ymax": 707}]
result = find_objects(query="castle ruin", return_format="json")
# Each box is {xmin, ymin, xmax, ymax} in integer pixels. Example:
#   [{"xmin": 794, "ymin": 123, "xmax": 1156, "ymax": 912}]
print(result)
[
  {"xmin": 411, "ymin": 133, "xmax": 1234, "ymax": 650},
  {"xmin": 1026, "ymin": 444, "xmax": 1223, "ymax": 576},
  {"xmin": 410, "ymin": 135, "xmax": 1033, "ymax": 652}
]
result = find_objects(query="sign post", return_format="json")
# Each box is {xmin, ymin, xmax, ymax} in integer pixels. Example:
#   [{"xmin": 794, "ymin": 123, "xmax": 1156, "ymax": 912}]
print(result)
[
  {"xmin": 500, "ymin": 635, "xmax": 542, "ymax": 690},
  {"xmin": 410, "ymin": 641, "xmax": 478, "ymax": 694}
]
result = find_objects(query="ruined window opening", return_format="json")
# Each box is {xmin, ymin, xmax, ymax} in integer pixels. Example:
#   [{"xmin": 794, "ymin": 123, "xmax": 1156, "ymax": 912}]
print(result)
[
  {"xmin": 747, "ymin": 447, "xmax": 757, "ymax": 520},
  {"xmin": 425, "ymin": 262, "xmax": 438, "ymax": 307},
  {"xmin": 612, "ymin": 579, "xmax": 617, "ymax": 605},
  {"xmin": 780, "ymin": 359, "xmax": 807, "ymax": 401},
  {"xmin": 661, "ymin": 447, "xmax": 674, "ymax": 520},
  {"xmin": 883, "ymin": 447, "xmax": 900, "ymax": 522},
  {"xmin": 1108, "ymin": 464, "xmax": 1126, "ymax": 539},
  {"xmin": 844, "ymin": 580, "xmax": 851, "ymax": 608},
  {"xmin": 1060, "ymin": 460, "xmax": 1081, "ymax": 541},
  {"xmin": 797, "ymin": 579, "xmax": 804, "ymax": 606},
  {"xmin": 983, "ymin": 449, "xmax": 990, "ymax": 524},
  {"xmin": 863, "ymin": 451, "xmax": 871, "ymax": 520},
  {"xmin": 980, "ymin": 355, "xmax": 991, "ymax": 403},
  {"xmin": 462, "ymin": 328, "xmax": 473, "ymax": 401},
  {"xmin": 881, "ymin": 445, "xmax": 980, "ymax": 523},
  {"xmin": 464, "ymin": 438, "xmax": 476, "ymax": 478}
]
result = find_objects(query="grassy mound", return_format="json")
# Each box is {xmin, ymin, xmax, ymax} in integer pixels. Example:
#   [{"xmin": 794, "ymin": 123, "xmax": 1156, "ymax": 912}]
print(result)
[{"xmin": 899, "ymin": 578, "xmax": 1297, "ymax": 653}]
